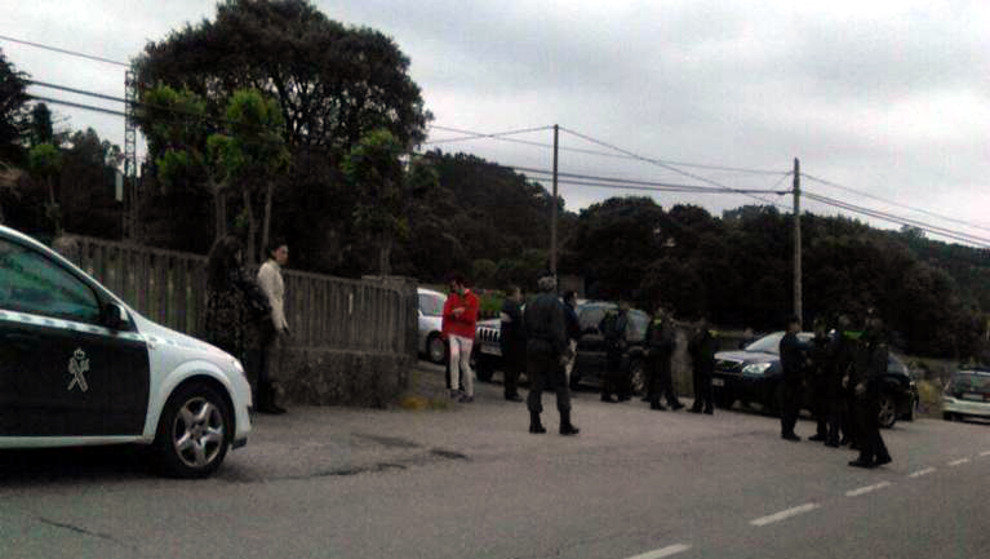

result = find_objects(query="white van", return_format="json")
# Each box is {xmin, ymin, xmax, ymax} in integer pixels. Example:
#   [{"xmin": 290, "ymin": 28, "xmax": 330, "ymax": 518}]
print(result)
[{"xmin": 0, "ymin": 225, "xmax": 252, "ymax": 477}]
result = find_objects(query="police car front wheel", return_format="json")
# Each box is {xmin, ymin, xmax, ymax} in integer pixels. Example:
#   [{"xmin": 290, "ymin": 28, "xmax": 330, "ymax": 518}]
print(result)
[{"xmin": 154, "ymin": 382, "xmax": 232, "ymax": 478}]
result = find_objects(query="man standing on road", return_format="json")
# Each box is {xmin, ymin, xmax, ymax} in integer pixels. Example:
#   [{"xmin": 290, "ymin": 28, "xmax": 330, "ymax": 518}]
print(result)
[
  {"xmin": 442, "ymin": 273, "xmax": 480, "ymax": 403},
  {"xmin": 257, "ymin": 241, "xmax": 290, "ymax": 414},
  {"xmin": 645, "ymin": 307, "xmax": 684, "ymax": 411},
  {"xmin": 849, "ymin": 315, "xmax": 893, "ymax": 468},
  {"xmin": 600, "ymin": 301, "xmax": 631, "ymax": 402},
  {"xmin": 524, "ymin": 275, "xmax": 579, "ymax": 436},
  {"xmin": 779, "ymin": 316, "xmax": 804, "ymax": 441},
  {"xmin": 807, "ymin": 319, "xmax": 833, "ymax": 443},
  {"xmin": 688, "ymin": 317, "xmax": 717, "ymax": 415},
  {"xmin": 499, "ymin": 285, "xmax": 525, "ymax": 402}
]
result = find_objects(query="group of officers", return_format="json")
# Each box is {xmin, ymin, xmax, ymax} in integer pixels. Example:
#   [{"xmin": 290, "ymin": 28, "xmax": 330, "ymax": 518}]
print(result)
[
  {"xmin": 780, "ymin": 312, "xmax": 894, "ymax": 468},
  {"xmin": 498, "ymin": 274, "xmax": 727, "ymax": 437},
  {"xmin": 499, "ymin": 274, "xmax": 894, "ymax": 468}
]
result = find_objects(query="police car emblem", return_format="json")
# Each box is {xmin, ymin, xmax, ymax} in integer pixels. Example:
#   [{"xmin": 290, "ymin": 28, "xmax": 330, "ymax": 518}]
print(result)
[{"xmin": 67, "ymin": 348, "xmax": 90, "ymax": 392}]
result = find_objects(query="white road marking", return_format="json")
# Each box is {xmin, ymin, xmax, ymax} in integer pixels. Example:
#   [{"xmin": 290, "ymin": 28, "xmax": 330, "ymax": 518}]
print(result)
[
  {"xmin": 626, "ymin": 543, "xmax": 692, "ymax": 559},
  {"xmin": 845, "ymin": 481, "xmax": 892, "ymax": 497},
  {"xmin": 908, "ymin": 467, "xmax": 936, "ymax": 478},
  {"xmin": 948, "ymin": 458, "xmax": 970, "ymax": 467},
  {"xmin": 978, "ymin": 451, "xmax": 990, "ymax": 457},
  {"xmin": 749, "ymin": 503, "xmax": 821, "ymax": 527}
]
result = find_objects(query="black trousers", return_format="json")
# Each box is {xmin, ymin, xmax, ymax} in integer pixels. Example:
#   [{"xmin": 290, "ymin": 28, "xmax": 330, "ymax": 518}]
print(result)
[
  {"xmin": 855, "ymin": 394, "xmax": 891, "ymax": 463},
  {"xmin": 779, "ymin": 380, "xmax": 801, "ymax": 436},
  {"xmin": 602, "ymin": 348, "xmax": 629, "ymax": 398},
  {"xmin": 527, "ymin": 352, "xmax": 571, "ymax": 415},
  {"xmin": 810, "ymin": 379, "xmax": 829, "ymax": 437},
  {"xmin": 502, "ymin": 341, "xmax": 525, "ymax": 398},
  {"xmin": 647, "ymin": 354, "xmax": 679, "ymax": 406},
  {"xmin": 691, "ymin": 370, "xmax": 714, "ymax": 411},
  {"xmin": 825, "ymin": 395, "xmax": 844, "ymax": 445}
]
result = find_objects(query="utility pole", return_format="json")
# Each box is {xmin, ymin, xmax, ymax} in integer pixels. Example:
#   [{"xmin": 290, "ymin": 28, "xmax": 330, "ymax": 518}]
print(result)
[
  {"xmin": 792, "ymin": 158, "xmax": 802, "ymax": 326},
  {"xmin": 550, "ymin": 124, "xmax": 559, "ymax": 277}
]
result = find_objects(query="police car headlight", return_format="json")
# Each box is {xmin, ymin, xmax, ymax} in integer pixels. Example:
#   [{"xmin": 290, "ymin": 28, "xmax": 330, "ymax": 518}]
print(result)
[{"xmin": 742, "ymin": 363, "xmax": 772, "ymax": 376}]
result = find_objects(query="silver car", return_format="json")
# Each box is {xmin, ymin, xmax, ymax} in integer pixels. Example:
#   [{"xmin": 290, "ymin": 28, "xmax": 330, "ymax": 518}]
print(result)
[{"xmin": 943, "ymin": 368, "xmax": 990, "ymax": 422}]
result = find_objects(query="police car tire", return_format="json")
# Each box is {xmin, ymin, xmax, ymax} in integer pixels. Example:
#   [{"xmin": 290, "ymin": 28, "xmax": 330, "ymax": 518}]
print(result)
[{"xmin": 154, "ymin": 382, "xmax": 232, "ymax": 478}]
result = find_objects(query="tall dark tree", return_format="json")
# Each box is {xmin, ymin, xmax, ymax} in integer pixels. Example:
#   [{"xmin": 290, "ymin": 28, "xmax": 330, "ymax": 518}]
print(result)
[
  {"xmin": 135, "ymin": 0, "xmax": 430, "ymax": 155},
  {"xmin": 0, "ymin": 48, "xmax": 29, "ymax": 164}
]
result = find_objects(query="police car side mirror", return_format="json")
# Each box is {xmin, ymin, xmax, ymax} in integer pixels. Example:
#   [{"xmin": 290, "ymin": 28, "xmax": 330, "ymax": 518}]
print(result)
[{"xmin": 102, "ymin": 301, "xmax": 130, "ymax": 330}]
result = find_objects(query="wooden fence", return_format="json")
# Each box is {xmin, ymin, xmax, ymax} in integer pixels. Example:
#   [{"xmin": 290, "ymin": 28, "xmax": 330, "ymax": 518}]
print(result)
[{"xmin": 55, "ymin": 235, "xmax": 418, "ymax": 358}]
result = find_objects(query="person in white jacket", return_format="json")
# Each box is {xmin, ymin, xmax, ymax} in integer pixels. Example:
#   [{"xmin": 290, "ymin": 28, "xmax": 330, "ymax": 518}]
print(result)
[{"xmin": 257, "ymin": 241, "xmax": 290, "ymax": 414}]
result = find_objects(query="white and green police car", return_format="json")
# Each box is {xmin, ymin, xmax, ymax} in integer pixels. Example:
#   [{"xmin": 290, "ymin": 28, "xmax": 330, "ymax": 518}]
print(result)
[{"xmin": 0, "ymin": 225, "xmax": 252, "ymax": 477}]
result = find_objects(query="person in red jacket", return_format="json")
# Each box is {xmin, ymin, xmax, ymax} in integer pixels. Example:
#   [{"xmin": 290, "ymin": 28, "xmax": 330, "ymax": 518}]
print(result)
[{"xmin": 442, "ymin": 273, "xmax": 480, "ymax": 403}]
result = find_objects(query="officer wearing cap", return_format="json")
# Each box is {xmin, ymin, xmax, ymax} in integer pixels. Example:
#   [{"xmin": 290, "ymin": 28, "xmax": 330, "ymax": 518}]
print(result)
[{"xmin": 524, "ymin": 274, "xmax": 579, "ymax": 436}]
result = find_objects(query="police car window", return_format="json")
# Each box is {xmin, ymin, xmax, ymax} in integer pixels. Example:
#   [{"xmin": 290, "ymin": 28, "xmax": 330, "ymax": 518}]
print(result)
[
  {"xmin": 419, "ymin": 293, "xmax": 444, "ymax": 317},
  {"xmin": 0, "ymin": 238, "xmax": 100, "ymax": 323}
]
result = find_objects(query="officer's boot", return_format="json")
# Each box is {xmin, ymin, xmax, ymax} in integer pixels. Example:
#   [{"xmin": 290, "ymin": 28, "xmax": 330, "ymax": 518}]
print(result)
[
  {"xmin": 559, "ymin": 409, "xmax": 580, "ymax": 436},
  {"xmin": 529, "ymin": 411, "xmax": 546, "ymax": 434}
]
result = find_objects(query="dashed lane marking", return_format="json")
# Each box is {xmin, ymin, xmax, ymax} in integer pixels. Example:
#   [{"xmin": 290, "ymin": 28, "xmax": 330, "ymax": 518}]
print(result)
[
  {"xmin": 978, "ymin": 451, "xmax": 990, "ymax": 457},
  {"xmin": 908, "ymin": 467, "xmax": 936, "ymax": 478},
  {"xmin": 749, "ymin": 503, "xmax": 821, "ymax": 527},
  {"xmin": 948, "ymin": 458, "xmax": 971, "ymax": 467},
  {"xmin": 626, "ymin": 543, "xmax": 692, "ymax": 559},
  {"xmin": 845, "ymin": 481, "xmax": 892, "ymax": 497}
]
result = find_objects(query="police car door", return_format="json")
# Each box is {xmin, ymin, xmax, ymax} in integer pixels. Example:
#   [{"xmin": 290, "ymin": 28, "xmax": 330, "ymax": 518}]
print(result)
[{"xmin": 0, "ymin": 237, "xmax": 149, "ymax": 437}]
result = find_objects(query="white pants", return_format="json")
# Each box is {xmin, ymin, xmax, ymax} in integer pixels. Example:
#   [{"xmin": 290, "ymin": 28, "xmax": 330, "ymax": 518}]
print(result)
[{"xmin": 449, "ymin": 334, "xmax": 475, "ymax": 396}]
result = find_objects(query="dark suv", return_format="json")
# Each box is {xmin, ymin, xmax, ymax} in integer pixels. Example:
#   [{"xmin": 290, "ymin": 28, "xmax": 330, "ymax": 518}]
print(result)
[
  {"xmin": 474, "ymin": 301, "xmax": 651, "ymax": 393},
  {"xmin": 712, "ymin": 331, "xmax": 917, "ymax": 428}
]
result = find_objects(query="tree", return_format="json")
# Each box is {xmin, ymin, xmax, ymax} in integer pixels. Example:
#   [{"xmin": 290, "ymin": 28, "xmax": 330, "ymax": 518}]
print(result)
[
  {"xmin": 0, "ymin": 48, "xmax": 29, "ymax": 164},
  {"xmin": 28, "ymin": 143, "xmax": 63, "ymax": 235},
  {"xmin": 135, "ymin": 0, "xmax": 429, "ymax": 155},
  {"xmin": 209, "ymin": 89, "xmax": 289, "ymax": 263},
  {"xmin": 27, "ymin": 103, "xmax": 54, "ymax": 147},
  {"xmin": 342, "ymin": 128, "xmax": 437, "ymax": 275}
]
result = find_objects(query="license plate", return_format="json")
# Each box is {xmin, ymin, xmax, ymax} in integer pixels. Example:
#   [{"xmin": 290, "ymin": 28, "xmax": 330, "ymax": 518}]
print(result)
[
  {"xmin": 963, "ymin": 393, "xmax": 984, "ymax": 401},
  {"xmin": 480, "ymin": 345, "xmax": 501, "ymax": 355},
  {"xmin": 712, "ymin": 377, "xmax": 725, "ymax": 387}
]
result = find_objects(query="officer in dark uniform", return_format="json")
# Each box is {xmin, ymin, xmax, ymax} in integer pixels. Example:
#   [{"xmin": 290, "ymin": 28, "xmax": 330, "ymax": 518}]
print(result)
[
  {"xmin": 524, "ymin": 275, "xmax": 579, "ymax": 436},
  {"xmin": 500, "ymin": 285, "xmax": 525, "ymax": 402},
  {"xmin": 645, "ymin": 307, "xmax": 684, "ymax": 411},
  {"xmin": 599, "ymin": 302, "xmax": 631, "ymax": 402},
  {"xmin": 688, "ymin": 317, "xmax": 717, "ymax": 415},
  {"xmin": 778, "ymin": 316, "xmax": 804, "ymax": 441},
  {"xmin": 837, "ymin": 315, "xmax": 864, "ymax": 449},
  {"xmin": 806, "ymin": 319, "xmax": 833, "ymax": 443},
  {"xmin": 849, "ymin": 315, "xmax": 893, "ymax": 468}
]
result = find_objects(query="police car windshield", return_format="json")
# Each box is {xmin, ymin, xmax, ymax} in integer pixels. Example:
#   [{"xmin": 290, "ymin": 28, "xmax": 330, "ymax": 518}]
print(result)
[{"xmin": 951, "ymin": 371, "xmax": 990, "ymax": 394}]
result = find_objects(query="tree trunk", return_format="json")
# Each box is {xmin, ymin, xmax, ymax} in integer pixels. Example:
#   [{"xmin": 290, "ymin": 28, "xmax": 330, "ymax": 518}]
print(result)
[
  {"xmin": 379, "ymin": 234, "xmax": 392, "ymax": 276},
  {"xmin": 243, "ymin": 189, "xmax": 258, "ymax": 266},
  {"xmin": 261, "ymin": 180, "xmax": 274, "ymax": 263},
  {"xmin": 211, "ymin": 178, "xmax": 227, "ymax": 242}
]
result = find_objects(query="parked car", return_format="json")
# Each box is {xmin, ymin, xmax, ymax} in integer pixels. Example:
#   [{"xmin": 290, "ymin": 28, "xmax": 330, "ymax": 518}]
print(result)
[
  {"xmin": 942, "ymin": 367, "xmax": 990, "ymax": 422},
  {"xmin": 712, "ymin": 331, "xmax": 917, "ymax": 428},
  {"xmin": 0, "ymin": 225, "xmax": 252, "ymax": 477},
  {"xmin": 473, "ymin": 300, "xmax": 651, "ymax": 393},
  {"xmin": 417, "ymin": 287, "xmax": 447, "ymax": 364}
]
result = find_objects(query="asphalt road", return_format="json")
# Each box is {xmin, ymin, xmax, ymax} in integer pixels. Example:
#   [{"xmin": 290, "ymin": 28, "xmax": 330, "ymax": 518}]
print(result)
[{"xmin": 1, "ymin": 361, "xmax": 988, "ymax": 559}]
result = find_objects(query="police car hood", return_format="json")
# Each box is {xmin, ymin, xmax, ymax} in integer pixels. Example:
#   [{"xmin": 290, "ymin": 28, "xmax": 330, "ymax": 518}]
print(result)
[{"xmin": 131, "ymin": 312, "xmax": 232, "ymax": 359}]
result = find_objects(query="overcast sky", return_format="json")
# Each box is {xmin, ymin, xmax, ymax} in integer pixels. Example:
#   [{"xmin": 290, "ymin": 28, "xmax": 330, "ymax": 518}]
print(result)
[{"xmin": 4, "ymin": 0, "xmax": 989, "ymax": 246}]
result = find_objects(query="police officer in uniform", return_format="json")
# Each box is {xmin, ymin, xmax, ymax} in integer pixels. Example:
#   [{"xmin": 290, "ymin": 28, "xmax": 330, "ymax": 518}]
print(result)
[
  {"xmin": 806, "ymin": 319, "xmax": 833, "ymax": 442},
  {"xmin": 524, "ymin": 275, "xmax": 579, "ymax": 436},
  {"xmin": 778, "ymin": 316, "xmax": 804, "ymax": 441},
  {"xmin": 599, "ymin": 302, "xmax": 631, "ymax": 402},
  {"xmin": 688, "ymin": 316, "xmax": 717, "ymax": 415},
  {"xmin": 499, "ymin": 285, "xmax": 526, "ymax": 402},
  {"xmin": 645, "ymin": 307, "xmax": 684, "ymax": 411},
  {"xmin": 848, "ymin": 315, "xmax": 893, "ymax": 468}
]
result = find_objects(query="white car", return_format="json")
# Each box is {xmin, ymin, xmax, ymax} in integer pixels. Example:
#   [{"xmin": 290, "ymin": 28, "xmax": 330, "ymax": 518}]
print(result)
[
  {"xmin": 417, "ymin": 287, "xmax": 447, "ymax": 363},
  {"xmin": 942, "ymin": 367, "xmax": 990, "ymax": 422},
  {"xmin": 0, "ymin": 225, "xmax": 252, "ymax": 477}
]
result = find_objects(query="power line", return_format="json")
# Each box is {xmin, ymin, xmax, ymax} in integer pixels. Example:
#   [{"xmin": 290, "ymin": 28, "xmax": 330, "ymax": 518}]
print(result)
[
  {"xmin": 0, "ymin": 35, "xmax": 129, "ymax": 67},
  {"xmin": 427, "ymin": 124, "xmax": 788, "ymax": 175},
  {"xmin": 509, "ymin": 165, "xmax": 790, "ymax": 195},
  {"xmin": 803, "ymin": 191, "xmax": 990, "ymax": 247},
  {"xmin": 423, "ymin": 125, "xmax": 553, "ymax": 145},
  {"xmin": 802, "ymin": 172, "xmax": 990, "ymax": 234},
  {"xmin": 558, "ymin": 126, "xmax": 790, "ymax": 209}
]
